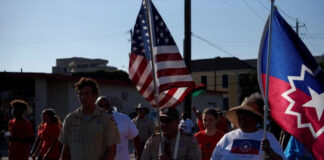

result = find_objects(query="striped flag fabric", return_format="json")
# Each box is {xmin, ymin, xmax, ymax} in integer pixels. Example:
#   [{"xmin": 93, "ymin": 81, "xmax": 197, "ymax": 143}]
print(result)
[{"xmin": 129, "ymin": 0, "xmax": 195, "ymax": 109}]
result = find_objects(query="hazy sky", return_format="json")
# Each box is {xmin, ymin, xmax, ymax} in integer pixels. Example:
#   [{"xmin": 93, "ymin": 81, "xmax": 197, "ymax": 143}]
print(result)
[{"xmin": 0, "ymin": 0, "xmax": 323, "ymax": 73}]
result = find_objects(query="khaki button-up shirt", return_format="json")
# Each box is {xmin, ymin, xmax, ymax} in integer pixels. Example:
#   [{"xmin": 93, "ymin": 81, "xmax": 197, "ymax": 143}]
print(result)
[
  {"xmin": 141, "ymin": 133, "xmax": 201, "ymax": 160},
  {"xmin": 132, "ymin": 116, "xmax": 154, "ymax": 143},
  {"xmin": 59, "ymin": 106, "xmax": 120, "ymax": 160}
]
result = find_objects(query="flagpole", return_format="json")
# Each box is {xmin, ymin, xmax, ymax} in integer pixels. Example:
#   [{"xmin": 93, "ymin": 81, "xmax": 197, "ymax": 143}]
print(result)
[
  {"xmin": 264, "ymin": 0, "xmax": 275, "ymax": 138},
  {"xmin": 144, "ymin": 0, "xmax": 164, "ymax": 156},
  {"xmin": 262, "ymin": 1, "xmax": 275, "ymax": 159}
]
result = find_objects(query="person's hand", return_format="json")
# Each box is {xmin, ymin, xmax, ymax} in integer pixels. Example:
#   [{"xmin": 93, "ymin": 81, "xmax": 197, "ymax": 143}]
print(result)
[
  {"xmin": 261, "ymin": 138, "xmax": 270, "ymax": 153},
  {"xmin": 261, "ymin": 138, "xmax": 284, "ymax": 160},
  {"xmin": 31, "ymin": 153, "xmax": 36, "ymax": 160},
  {"xmin": 261, "ymin": 138, "xmax": 273, "ymax": 159}
]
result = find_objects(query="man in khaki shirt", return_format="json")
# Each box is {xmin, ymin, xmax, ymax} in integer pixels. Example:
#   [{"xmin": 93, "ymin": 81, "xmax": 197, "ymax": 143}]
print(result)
[
  {"xmin": 141, "ymin": 107, "xmax": 201, "ymax": 160},
  {"xmin": 59, "ymin": 77, "xmax": 120, "ymax": 160},
  {"xmin": 132, "ymin": 103, "xmax": 155, "ymax": 156}
]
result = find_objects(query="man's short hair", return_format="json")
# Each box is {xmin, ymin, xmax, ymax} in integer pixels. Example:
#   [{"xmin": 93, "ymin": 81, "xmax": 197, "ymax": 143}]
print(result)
[
  {"xmin": 10, "ymin": 99, "xmax": 28, "ymax": 111},
  {"xmin": 75, "ymin": 77, "xmax": 99, "ymax": 94}
]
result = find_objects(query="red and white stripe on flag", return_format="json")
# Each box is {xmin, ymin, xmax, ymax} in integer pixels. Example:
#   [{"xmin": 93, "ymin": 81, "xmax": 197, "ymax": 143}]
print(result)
[{"xmin": 129, "ymin": 1, "xmax": 194, "ymax": 108}]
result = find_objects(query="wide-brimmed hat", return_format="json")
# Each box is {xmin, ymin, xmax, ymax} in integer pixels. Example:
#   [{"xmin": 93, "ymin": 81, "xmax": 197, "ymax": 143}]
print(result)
[
  {"xmin": 135, "ymin": 103, "xmax": 149, "ymax": 113},
  {"xmin": 226, "ymin": 100, "xmax": 263, "ymax": 129},
  {"xmin": 159, "ymin": 107, "xmax": 179, "ymax": 120}
]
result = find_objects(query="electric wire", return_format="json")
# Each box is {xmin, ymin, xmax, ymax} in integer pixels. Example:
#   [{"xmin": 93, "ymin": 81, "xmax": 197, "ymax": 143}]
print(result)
[
  {"xmin": 191, "ymin": 32, "xmax": 238, "ymax": 58},
  {"xmin": 304, "ymin": 25, "xmax": 323, "ymax": 54},
  {"xmin": 242, "ymin": 0, "xmax": 265, "ymax": 22}
]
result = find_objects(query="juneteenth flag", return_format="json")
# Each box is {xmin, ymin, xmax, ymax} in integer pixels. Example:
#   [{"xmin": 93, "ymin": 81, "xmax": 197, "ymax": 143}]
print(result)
[
  {"xmin": 258, "ymin": 6, "xmax": 324, "ymax": 159},
  {"xmin": 129, "ymin": 0, "xmax": 195, "ymax": 108},
  {"xmin": 230, "ymin": 139, "xmax": 260, "ymax": 155}
]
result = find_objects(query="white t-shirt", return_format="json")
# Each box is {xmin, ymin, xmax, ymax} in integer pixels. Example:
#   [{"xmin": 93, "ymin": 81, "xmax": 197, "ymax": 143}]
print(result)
[
  {"xmin": 179, "ymin": 119, "xmax": 195, "ymax": 134},
  {"xmin": 211, "ymin": 129, "xmax": 287, "ymax": 160},
  {"xmin": 113, "ymin": 112, "xmax": 139, "ymax": 160}
]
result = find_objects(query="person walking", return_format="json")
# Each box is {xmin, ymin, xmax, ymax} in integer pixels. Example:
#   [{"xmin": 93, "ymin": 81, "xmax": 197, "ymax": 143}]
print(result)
[
  {"xmin": 132, "ymin": 103, "xmax": 154, "ymax": 157},
  {"xmin": 194, "ymin": 108, "xmax": 225, "ymax": 160},
  {"xmin": 211, "ymin": 93, "xmax": 286, "ymax": 160},
  {"xmin": 7, "ymin": 99, "xmax": 34, "ymax": 160},
  {"xmin": 59, "ymin": 77, "xmax": 120, "ymax": 160},
  {"xmin": 96, "ymin": 96, "xmax": 141, "ymax": 160},
  {"xmin": 31, "ymin": 108, "xmax": 62, "ymax": 160},
  {"xmin": 141, "ymin": 107, "xmax": 201, "ymax": 160}
]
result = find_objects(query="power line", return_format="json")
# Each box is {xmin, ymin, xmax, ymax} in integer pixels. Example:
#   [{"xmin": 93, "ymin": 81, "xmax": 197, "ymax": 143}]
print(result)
[
  {"xmin": 304, "ymin": 25, "xmax": 323, "ymax": 54},
  {"xmin": 276, "ymin": 6, "xmax": 297, "ymax": 22},
  {"xmin": 242, "ymin": 0, "xmax": 265, "ymax": 22},
  {"xmin": 257, "ymin": 0, "xmax": 269, "ymax": 11},
  {"xmin": 191, "ymin": 32, "xmax": 238, "ymax": 58}
]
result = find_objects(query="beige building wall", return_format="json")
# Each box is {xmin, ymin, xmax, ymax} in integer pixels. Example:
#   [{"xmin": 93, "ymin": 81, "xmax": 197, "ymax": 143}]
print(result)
[
  {"xmin": 46, "ymin": 79, "xmax": 72, "ymax": 122},
  {"xmin": 192, "ymin": 69, "xmax": 254, "ymax": 109}
]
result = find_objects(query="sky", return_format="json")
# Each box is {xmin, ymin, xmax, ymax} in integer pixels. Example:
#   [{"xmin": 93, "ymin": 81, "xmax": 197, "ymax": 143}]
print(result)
[{"xmin": 0, "ymin": 0, "xmax": 323, "ymax": 73}]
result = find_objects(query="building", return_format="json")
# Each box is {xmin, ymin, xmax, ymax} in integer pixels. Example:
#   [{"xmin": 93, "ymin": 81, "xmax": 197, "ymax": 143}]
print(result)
[
  {"xmin": 191, "ymin": 57, "xmax": 257, "ymax": 109},
  {"xmin": 52, "ymin": 57, "xmax": 117, "ymax": 74},
  {"xmin": 0, "ymin": 72, "xmax": 224, "ymax": 130}
]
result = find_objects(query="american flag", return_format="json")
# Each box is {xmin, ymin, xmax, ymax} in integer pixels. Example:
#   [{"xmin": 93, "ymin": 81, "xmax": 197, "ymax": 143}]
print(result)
[{"xmin": 129, "ymin": 0, "xmax": 195, "ymax": 108}]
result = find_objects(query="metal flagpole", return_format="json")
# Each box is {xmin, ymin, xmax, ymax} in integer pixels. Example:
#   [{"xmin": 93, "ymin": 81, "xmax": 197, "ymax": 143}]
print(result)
[
  {"xmin": 144, "ymin": 0, "xmax": 163, "ymax": 156},
  {"xmin": 262, "ymin": 0, "xmax": 275, "ymax": 159},
  {"xmin": 264, "ymin": 0, "xmax": 275, "ymax": 138}
]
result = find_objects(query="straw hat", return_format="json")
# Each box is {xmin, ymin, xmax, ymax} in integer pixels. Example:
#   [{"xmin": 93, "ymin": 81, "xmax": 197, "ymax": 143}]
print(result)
[{"xmin": 226, "ymin": 100, "xmax": 263, "ymax": 129}]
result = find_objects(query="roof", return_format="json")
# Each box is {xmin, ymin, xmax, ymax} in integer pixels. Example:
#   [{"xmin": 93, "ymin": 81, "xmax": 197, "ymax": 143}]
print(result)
[
  {"xmin": 0, "ymin": 72, "xmax": 133, "ymax": 87},
  {"xmin": 191, "ymin": 57, "xmax": 256, "ymax": 72}
]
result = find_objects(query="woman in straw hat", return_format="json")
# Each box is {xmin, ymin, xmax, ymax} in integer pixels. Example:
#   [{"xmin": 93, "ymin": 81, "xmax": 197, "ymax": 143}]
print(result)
[{"xmin": 211, "ymin": 93, "xmax": 286, "ymax": 160}]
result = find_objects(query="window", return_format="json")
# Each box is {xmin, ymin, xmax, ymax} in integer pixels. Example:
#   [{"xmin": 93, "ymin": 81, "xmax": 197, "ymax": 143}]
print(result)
[
  {"xmin": 201, "ymin": 75, "xmax": 207, "ymax": 86},
  {"xmin": 207, "ymin": 102, "xmax": 216, "ymax": 108},
  {"xmin": 122, "ymin": 91, "xmax": 128, "ymax": 100},
  {"xmin": 223, "ymin": 98, "xmax": 229, "ymax": 111},
  {"xmin": 90, "ymin": 63, "xmax": 98, "ymax": 67},
  {"xmin": 77, "ymin": 64, "xmax": 88, "ymax": 68},
  {"xmin": 222, "ymin": 74, "xmax": 228, "ymax": 88}
]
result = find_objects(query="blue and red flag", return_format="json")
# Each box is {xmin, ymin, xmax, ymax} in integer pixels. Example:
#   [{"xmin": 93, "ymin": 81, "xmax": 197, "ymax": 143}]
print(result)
[
  {"xmin": 129, "ymin": 0, "xmax": 195, "ymax": 109},
  {"xmin": 230, "ymin": 139, "xmax": 260, "ymax": 155},
  {"xmin": 258, "ymin": 7, "xmax": 324, "ymax": 159}
]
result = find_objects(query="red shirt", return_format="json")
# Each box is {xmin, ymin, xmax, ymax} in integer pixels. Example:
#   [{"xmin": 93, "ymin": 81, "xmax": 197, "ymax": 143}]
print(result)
[
  {"xmin": 215, "ymin": 117, "xmax": 228, "ymax": 133},
  {"xmin": 39, "ymin": 122, "xmax": 62, "ymax": 159},
  {"xmin": 8, "ymin": 118, "xmax": 34, "ymax": 160},
  {"xmin": 194, "ymin": 130, "xmax": 224, "ymax": 160},
  {"xmin": 197, "ymin": 117, "xmax": 205, "ymax": 131},
  {"xmin": 37, "ymin": 123, "xmax": 46, "ymax": 136}
]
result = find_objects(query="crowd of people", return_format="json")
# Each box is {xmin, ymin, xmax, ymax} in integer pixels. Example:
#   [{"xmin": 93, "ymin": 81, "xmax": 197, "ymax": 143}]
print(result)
[{"xmin": 0, "ymin": 77, "xmax": 313, "ymax": 160}]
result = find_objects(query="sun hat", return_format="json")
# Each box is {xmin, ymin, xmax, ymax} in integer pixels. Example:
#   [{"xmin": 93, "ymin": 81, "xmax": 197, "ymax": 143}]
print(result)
[{"xmin": 226, "ymin": 100, "xmax": 263, "ymax": 129}]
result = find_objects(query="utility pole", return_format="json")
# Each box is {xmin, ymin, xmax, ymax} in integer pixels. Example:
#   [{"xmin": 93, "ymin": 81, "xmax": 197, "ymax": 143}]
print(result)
[
  {"xmin": 183, "ymin": 0, "xmax": 192, "ymax": 118},
  {"xmin": 295, "ymin": 19, "xmax": 305, "ymax": 36}
]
